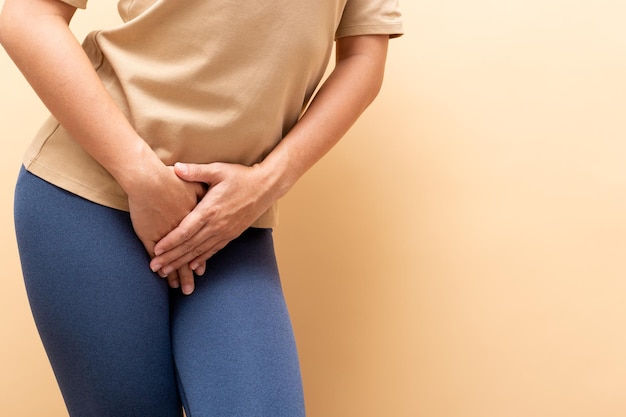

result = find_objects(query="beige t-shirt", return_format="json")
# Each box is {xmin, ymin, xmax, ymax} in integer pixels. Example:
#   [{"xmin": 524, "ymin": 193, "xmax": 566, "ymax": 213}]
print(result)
[{"xmin": 24, "ymin": 0, "xmax": 403, "ymax": 228}]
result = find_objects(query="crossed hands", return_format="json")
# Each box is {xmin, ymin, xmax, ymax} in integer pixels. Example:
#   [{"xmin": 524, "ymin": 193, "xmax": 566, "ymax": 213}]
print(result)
[{"xmin": 127, "ymin": 161, "xmax": 275, "ymax": 295}]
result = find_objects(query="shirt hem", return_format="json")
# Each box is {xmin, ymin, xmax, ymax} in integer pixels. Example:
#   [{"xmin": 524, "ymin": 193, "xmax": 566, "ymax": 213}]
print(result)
[{"xmin": 335, "ymin": 22, "xmax": 404, "ymax": 39}]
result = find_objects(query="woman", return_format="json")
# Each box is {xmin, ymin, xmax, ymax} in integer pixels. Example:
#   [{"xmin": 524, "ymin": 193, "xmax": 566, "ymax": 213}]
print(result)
[{"xmin": 0, "ymin": 0, "xmax": 402, "ymax": 415}]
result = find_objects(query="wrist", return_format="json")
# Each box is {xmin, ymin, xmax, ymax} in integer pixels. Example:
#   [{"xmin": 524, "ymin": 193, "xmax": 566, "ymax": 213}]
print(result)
[
  {"xmin": 256, "ymin": 148, "xmax": 298, "ymax": 201},
  {"xmin": 110, "ymin": 141, "xmax": 166, "ymax": 195}
]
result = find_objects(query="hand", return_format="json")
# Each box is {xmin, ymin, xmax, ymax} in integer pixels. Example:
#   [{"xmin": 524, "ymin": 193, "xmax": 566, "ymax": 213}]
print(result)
[
  {"xmin": 150, "ymin": 162, "xmax": 278, "ymax": 277},
  {"xmin": 127, "ymin": 164, "xmax": 206, "ymax": 294}
]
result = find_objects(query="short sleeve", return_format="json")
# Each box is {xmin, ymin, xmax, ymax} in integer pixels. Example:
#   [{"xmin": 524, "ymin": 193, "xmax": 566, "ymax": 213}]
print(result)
[
  {"xmin": 336, "ymin": 0, "xmax": 404, "ymax": 39},
  {"xmin": 58, "ymin": 0, "xmax": 88, "ymax": 9}
]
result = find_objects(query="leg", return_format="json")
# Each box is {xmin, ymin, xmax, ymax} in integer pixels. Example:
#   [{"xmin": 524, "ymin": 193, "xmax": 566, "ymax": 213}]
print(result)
[
  {"xmin": 171, "ymin": 228, "xmax": 305, "ymax": 417},
  {"xmin": 14, "ymin": 168, "xmax": 182, "ymax": 417}
]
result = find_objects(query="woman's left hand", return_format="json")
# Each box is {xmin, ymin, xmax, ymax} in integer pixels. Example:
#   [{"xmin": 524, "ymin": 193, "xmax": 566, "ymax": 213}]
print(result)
[{"xmin": 150, "ymin": 161, "xmax": 277, "ymax": 277}]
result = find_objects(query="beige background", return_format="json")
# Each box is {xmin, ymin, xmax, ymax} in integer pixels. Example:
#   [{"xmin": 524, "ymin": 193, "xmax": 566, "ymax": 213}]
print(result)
[{"xmin": 1, "ymin": 1, "xmax": 625, "ymax": 416}]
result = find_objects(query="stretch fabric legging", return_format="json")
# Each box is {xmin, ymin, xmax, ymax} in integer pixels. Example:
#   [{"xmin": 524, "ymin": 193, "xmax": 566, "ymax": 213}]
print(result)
[{"xmin": 14, "ymin": 167, "xmax": 305, "ymax": 417}]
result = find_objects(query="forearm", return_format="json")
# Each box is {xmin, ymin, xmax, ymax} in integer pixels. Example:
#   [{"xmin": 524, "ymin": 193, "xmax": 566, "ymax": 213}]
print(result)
[
  {"xmin": 259, "ymin": 35, "xmax": 389, "ymax": 200},
  {"xmin": 147, "ymin": 36, "xmax": 391, "ymax": 277},
  {"xmin": 0, "ymin": 0, "xmax": 162, "ymax": 192}
]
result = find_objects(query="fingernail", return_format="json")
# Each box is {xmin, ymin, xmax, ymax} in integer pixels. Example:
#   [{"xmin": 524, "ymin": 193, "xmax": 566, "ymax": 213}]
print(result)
[
  {"xmin": 175, "ymin": 162, "xmax": 188, "ymax": 174},
  {"xmin": 162, "ymin": 266, "xmax": 174, "ymax": 276},
  {"xmin": 182, "ymin": 284, "xmax": 194, "ymax": 295},
  {"xmin": 190, "ymin": 262, "xmax": 199, "ymax": 270},
  {"xmin": 151, "ymin": 263, "xmax": 162, "ymax": 273},
  {"xmin": 171, "ymin": 279, "xmax": 180, "ymax": 289}
]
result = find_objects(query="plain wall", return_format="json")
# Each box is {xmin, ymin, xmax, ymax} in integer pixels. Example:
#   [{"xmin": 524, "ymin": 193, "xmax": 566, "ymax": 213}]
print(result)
[{"xmin": 1, "ymin": 1, "xmax": 625, "ymax": 416}]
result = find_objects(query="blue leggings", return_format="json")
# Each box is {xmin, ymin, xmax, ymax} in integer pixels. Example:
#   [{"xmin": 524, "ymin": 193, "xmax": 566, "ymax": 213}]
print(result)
[{"xmin": 14, "ymin": 168, "xmax": 304, "ymax": 417}]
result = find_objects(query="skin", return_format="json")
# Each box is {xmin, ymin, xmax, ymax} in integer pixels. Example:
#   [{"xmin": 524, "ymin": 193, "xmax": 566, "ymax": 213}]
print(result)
[{"xmin": 0, "ymin": 0, "xmax": 389, "ymax": 295}]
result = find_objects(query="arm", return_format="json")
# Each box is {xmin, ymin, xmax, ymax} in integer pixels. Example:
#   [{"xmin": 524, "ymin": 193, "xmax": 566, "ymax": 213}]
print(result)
[
  {"xmin": 150, "ymin": 34, "xmax": 389, "ymax": 280},
  {"xmin": 0, "ymin": 0, "xmax": 203, "ymax": 293}
]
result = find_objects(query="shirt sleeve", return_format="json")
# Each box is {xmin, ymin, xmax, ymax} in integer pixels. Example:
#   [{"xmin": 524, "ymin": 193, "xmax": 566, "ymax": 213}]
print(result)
[
  {"xmin": 336, "ymin": 0, "xmax": 404, "ymax": 39},
  {"xmin": 58, "ymin": 0, "xmax": 87, "ymax": 9}
]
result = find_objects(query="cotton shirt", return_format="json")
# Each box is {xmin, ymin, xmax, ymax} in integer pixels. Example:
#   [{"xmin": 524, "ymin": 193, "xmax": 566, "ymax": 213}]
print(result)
[{"xmin": 24, "ymin": 0, "xmax": 403, "ymax": 227}]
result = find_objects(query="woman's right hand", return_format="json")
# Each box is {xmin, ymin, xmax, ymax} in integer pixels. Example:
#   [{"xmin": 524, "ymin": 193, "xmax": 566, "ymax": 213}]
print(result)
[
  {"xmin": 1, "ymin": 0, "xmax": 210, "ymax": 294},
  {"xmin": 126, "ymin": 163, "xmax": 206, "ymax": 295}
]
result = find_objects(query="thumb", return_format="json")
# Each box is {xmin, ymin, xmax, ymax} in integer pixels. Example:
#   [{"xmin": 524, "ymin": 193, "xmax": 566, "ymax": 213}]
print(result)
[{"xmin": 174, "ymin": 162, "xmax": 220, "ymax": 183}]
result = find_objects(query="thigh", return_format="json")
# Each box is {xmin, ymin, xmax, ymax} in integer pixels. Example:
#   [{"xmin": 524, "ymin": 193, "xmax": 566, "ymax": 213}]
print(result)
[
  {"xmin": 14, "ymin": 169, "xmax": 182, "ymax": 417},
  {"xmin": 171, "ymin": 228, "xmax": 305, "ymax": 417}
]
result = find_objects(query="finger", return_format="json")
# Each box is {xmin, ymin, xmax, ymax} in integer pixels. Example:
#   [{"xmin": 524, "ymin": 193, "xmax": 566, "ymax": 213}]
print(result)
[
  {"xmin": 155, "ymin": 249, "xmax": 197, "ymax": 276},
  {"xmin": 174, "ymin": 162, "xmax": 222, "ymax": 184},
  {"xmin": 166, "ymin": 270, "xmax": 180, "ymax": 290},
  {"xmin": 152, "ymin": 227, "xmax": 214, "ymax": 273},
  {"xmin": 156, "ymin": 236, "xmax": 221, "ymax": 276},
  {"xmin": 140, "ymin": 240, "xmax": 170, "ymax": 278},
  {"xmin": 194, "ymin": 261, "xmax": 207, "ymax": 277},
  {"xmin": 153, "ymin": 208, "xmax": 207, "ymax": 257},
  {"xmin": 165, "ymin": 164, "xmax": 205, "ymax": 194},
  {"xmin": 177, "ymin": 264, "xmax": 195, "ymax": 295},
  {"xmin": 156, "ymin": 233, "xmax": 229, "ymax": 277}
]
